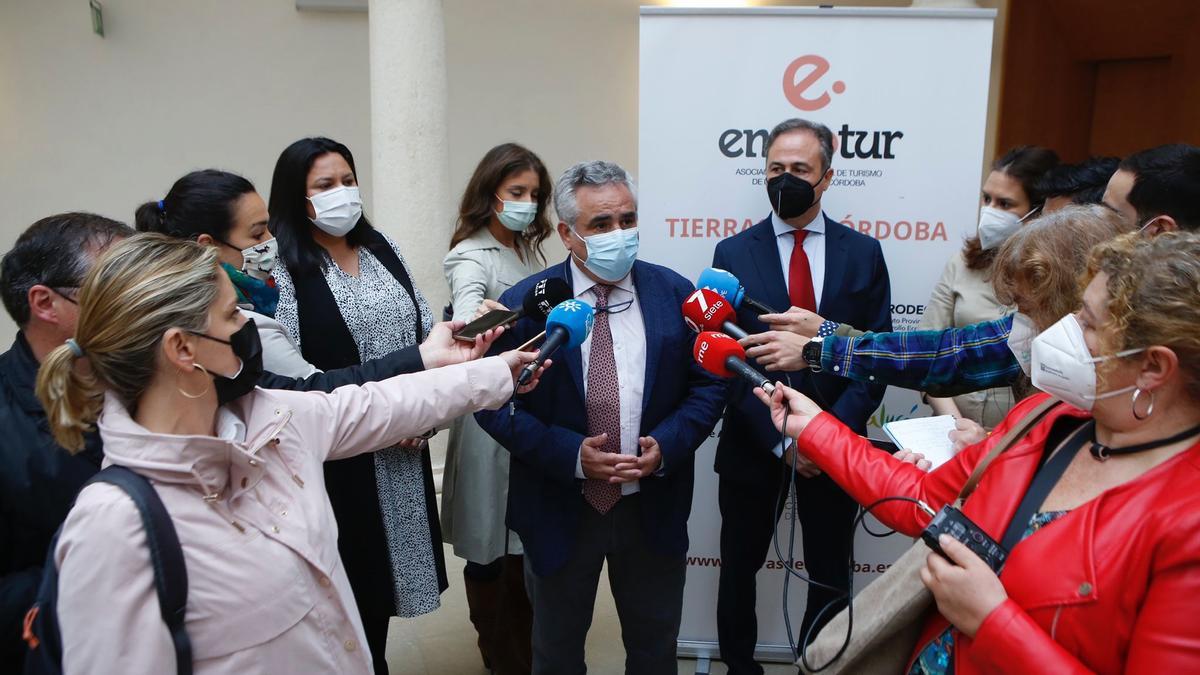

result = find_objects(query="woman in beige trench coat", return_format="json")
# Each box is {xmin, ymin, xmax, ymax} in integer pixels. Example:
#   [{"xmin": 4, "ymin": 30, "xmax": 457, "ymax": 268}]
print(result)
[{"xmin": 442, "ymin": 143, "xmax": 552, "ymax": 674}]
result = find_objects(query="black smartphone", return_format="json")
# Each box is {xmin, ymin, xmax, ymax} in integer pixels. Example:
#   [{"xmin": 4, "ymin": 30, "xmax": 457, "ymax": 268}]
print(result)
[{"xmin": 453, "ymin": 309, "xmax": 519, "ymax": 342}]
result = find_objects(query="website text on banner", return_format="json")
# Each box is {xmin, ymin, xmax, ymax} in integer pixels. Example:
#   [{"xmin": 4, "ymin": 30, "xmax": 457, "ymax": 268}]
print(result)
[{"xmin": 638, "ymin": 7, "xmax": 996, "ymax": 664}]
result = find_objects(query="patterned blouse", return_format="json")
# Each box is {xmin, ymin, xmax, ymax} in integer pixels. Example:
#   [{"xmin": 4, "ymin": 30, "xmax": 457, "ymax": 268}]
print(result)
[
  {"xmin": 909, "ymin": 510, "xmax": 1070, "ymax": 675},
  {"xmin": 273, "ymin": 234, "xmax": 439, "ymax": 617}
]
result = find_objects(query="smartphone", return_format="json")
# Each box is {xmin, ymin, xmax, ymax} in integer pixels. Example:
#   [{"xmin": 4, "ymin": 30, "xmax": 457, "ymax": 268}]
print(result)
[{"xmin": 453, "ymin": 308, "xmax": 519, "ymax": 342}]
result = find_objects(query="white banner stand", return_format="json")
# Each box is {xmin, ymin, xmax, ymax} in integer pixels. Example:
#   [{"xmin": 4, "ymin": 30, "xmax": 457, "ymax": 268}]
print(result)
[{"xmin": 638, "ymin": 6, "xmax": 995, "ymax": 670}]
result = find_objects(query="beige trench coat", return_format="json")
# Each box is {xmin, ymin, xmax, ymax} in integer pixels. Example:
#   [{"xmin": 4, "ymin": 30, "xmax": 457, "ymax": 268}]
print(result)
[{"xmin": 441, "ymin": 227, "xmax": 544, "ymax": 563}]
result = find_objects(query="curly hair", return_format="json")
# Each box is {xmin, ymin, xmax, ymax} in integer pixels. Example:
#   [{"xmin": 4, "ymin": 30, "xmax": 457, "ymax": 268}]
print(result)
[
  {"xmin": 1084, "ymin": 231, "xmax": 1200, "ymax": 398},
  {"xmin": 992, "ymin": 204, "xmax": 1131, "ymax": 331}
]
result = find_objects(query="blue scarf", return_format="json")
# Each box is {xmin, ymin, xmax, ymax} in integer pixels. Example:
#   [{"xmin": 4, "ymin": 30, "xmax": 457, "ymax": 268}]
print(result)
[{"xmin": 221, "ymin": 262, "xmax": 279, "ymax": 317}]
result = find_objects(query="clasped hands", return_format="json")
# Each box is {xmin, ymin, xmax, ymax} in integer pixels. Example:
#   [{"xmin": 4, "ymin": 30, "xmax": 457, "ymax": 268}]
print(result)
[{"xmin": 580, "ymin": 434, "xmax": 662, "ymax": 483}]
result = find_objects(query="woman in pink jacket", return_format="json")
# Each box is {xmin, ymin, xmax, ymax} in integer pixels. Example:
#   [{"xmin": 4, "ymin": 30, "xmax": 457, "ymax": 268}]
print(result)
[{"xmin": 35, "ymin": 234, "xmax": 540, "ymax": 674}]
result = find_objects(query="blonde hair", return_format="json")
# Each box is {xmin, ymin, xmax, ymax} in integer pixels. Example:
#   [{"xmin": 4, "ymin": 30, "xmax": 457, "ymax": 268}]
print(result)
[
  {"xmin": 36, "ymin": 233, "xmax": 222, "ymax": 452},
  {"xmin": 1086, "ymin": 231, "xmax": 1200, "ymax": 398},
  {"xmin": 992, "ymin": 204, "xmax": 1132, "ymax": 331}
]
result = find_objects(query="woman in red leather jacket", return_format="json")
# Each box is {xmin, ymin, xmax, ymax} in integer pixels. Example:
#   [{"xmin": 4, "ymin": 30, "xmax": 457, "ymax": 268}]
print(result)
[{"xmin": 758, "ymin": 231, "xmax": 1200, "ymax": 674}]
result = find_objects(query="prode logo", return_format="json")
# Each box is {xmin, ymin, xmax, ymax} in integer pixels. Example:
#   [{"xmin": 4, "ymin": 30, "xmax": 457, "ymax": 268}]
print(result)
[{"xmin": 782, "ymin": 55, "xmax": 844, "ymax": 112}]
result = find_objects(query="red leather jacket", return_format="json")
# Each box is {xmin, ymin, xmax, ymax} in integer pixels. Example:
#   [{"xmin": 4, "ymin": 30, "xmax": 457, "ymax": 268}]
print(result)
[{"xmin": 797, "ymin": 393, "xmax": 1200, "ymax": 674}]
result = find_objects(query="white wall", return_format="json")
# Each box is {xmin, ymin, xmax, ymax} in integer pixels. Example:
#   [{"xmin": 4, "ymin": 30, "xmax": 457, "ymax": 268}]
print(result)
[
  {"xmin": 0, "ymin": 0, "xmax": 1008, "ymax": 344},
  {"xmin": 0, "ymin": 0, "xmax": 371, "ymax": 343}
]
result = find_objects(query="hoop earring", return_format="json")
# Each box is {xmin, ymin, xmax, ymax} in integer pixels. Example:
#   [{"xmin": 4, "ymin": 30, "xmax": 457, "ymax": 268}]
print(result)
[
  {"xmin": 1132, "ymin": 387, "xmax": 1155, "ymax": 421},
  {"xmin": 177, "ymin": 364, "xmax": 211, "ymax": 400}
]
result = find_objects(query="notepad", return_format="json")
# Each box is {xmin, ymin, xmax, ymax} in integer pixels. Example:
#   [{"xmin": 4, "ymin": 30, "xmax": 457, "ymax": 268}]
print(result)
[{"xmin": 882, "ymin": 415, "xmax": 959, "ymax": 469}]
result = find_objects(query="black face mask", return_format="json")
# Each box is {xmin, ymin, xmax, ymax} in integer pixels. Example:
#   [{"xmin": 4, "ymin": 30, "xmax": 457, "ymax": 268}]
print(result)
[
  {"xmin": 767, "ymin": 172, "xmax": 824, "ymax": 220},
  {"xmin": 190, "ymin": 319, "xmax": 264, "ymax": 405}
]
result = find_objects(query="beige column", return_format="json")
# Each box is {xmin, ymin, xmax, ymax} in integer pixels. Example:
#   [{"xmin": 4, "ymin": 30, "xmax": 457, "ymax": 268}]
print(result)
[
  {"xmin": 368, "ymin": 0, "xmax": 451, "ymax": 314},
  {"xmin": 367, "ymin": 0, "xmax": 453, "ymax": 484}
]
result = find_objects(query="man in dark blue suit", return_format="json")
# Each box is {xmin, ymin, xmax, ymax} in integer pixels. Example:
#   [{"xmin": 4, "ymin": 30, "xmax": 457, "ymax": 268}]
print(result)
[
  {"xmin": 476, "ymin": 160, "xmax": 725, "ymax": 675},
  {"xmin": 711, "ymin": 119, "xmax": 892, "ymax": 674}
]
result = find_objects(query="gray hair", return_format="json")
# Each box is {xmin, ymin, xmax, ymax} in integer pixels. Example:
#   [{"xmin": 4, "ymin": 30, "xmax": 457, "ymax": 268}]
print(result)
[
  {"xmin": 765, "ymin": 118, "xmax": 834, "ymax": 172},
  {"xmin": 553, "ymin": 160, "xmax": 638, "ymax": 228}
]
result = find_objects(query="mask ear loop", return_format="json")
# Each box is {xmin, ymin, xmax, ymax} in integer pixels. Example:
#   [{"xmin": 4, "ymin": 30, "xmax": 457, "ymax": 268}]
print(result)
[{"xmin": 178, "ymin": 364, "xmax": 212, "ymax": 399}]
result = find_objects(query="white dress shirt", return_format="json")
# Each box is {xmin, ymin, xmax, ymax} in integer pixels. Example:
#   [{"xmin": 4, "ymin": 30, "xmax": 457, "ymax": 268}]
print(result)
[
  {"xmin": 770, "ymin": 211, "xmax": 826, "ymax": 460},
  {"xmin": 570, "ymin": 258, "xmax": 647, "ymax": 495},
  {"xmin": 771, "ymin": 210, "xmax": 826, "ymax": 308}
]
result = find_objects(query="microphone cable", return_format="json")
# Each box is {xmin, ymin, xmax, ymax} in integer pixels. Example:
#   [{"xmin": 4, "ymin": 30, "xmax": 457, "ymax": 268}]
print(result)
[
  {"xmin": 793, "ymin": 494, "xmax": 935, "ymax": 673},
  {"xmin": 767, "ymin": 388, "xmax": 936, "ymax": 671}
]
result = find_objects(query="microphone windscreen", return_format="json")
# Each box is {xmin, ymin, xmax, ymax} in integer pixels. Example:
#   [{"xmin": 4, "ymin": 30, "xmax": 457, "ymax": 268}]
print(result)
[
  {"xmin": 682, "ymin": 288, "xmax": 736, "ymax": 332},
  {"xmin": 697, "ymin": 268, "xmax": 744, "ymax": 308},
  {"xmin": 545, "ymin": 299, "xmax": 595, "ymax": 349},
  {"xmin": 692, "ymin": 331, "xmax": 745, "ymax": 378},
  {"xmin": 522, "ymin": 277, "xmax": 574, "ymax": 320}
]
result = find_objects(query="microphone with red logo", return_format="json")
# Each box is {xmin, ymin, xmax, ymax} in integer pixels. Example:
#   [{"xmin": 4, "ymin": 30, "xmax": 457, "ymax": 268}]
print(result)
[
  {"xmin": 693, "ymin": 331, "xmax": 775, "ymax": 395},
  {"xmin": 697, "ymin": 268, "xmax": 779, "ymax": 316},
  {"xmin": 682, "ymin": 288, "xmax": 750, "ymax": 340}
]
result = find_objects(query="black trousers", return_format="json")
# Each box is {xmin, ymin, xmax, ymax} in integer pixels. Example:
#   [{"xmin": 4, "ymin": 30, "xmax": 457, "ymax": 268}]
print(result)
[
  {"xmin": 716, "ymin": 470, "xmax": 858, "ymax": 675},
  {"xmin": 524, "ymin": 494, "xmax": 686, "ymax": 675}
]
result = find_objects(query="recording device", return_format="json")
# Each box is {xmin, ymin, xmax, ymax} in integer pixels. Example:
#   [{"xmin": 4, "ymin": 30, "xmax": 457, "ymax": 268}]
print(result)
[
  {"xmin": 693, "ymin": 331, "xmax": 775, "ymax": 394},
  {"xmin": 697, "ymin": 268, "xmax": 778, "ymax": 315},
  {"xmin": 920, "ymin": 505, "xmax": 1007, "ymax": 574},
  {"xmin": 516, "ymin": 299, "xmax": 595, "ymax": 387},
  {"xmin": 681, "ymin": 288, "xmax": 749, "ymax": 339},
  {"xmin": 454, "ymin": 277, "xmax": 573, "ymax": 342}
]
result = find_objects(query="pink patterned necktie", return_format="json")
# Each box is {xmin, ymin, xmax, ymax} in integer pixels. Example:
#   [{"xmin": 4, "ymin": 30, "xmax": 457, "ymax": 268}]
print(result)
[{"xmin": 582, "ymin": 284, "xmax": 623, "ymax": 514}]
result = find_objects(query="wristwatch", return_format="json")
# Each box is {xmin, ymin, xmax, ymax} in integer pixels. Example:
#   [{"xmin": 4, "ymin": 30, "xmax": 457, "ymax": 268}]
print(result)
[{"xmin": 802, "ymin": 336, "xmax": 824, "ymax": 372}]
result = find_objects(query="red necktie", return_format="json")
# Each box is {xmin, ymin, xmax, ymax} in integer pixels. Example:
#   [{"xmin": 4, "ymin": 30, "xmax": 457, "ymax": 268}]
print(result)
[
  {"xmin": 788, "ymin": 230, "xmax": 817, "ymax": 311},
  {"xmin": 581, "ymin": 284, "xmax": 622, "ymax": 514}
]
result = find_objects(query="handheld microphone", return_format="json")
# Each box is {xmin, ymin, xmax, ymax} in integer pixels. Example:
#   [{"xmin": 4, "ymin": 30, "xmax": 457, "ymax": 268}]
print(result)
[
  {"xmin": 693, "ymin": 331, "xmax": 775, "ymax": 394},
  {"xmin": 517, "ymin": 299, "xmax": 595, "ymax": 387},
  {"xmin": 681, "ymin": 288, "xmax": 749, "ymax": 340},
  {"xmin": 697, "ymin": 268, "xmax": 778, "ymax": 316},
  {"xmin": 519, "ymin": 277, "xmax": 573, "ymax": 321}
]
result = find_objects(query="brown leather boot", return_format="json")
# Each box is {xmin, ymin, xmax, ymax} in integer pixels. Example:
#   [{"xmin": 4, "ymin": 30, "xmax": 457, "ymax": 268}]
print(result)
[{"xmin": 463, "ymin": 571, "xmax": 500, "ymax": 671}]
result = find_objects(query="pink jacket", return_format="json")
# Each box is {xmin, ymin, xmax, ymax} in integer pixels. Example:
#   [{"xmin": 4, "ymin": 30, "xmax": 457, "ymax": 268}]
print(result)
[{"xmin": 54, "ymin": 357, "xmax": 514, "ymax": 674}]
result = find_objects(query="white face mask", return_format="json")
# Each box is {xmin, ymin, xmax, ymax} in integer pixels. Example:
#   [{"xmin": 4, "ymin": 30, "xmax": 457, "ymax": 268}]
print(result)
[
  {"xmin": 1006, "ymin": 311, "xmax": 1036, "ymax": 375},
  {"xmin": 239, "ymin": 237, "xmax": 278, "ymax": 281},
  {"xmin": 977, "ymin": 205, "xmax": 1038, "ymax": 250},
  {"xmin": 308, "ymin": 186, "xmax": 363, "ymax": 237},
  {"xmin": 1030, "ymin": 313, "xmax": 1144, "ymax": 410}
]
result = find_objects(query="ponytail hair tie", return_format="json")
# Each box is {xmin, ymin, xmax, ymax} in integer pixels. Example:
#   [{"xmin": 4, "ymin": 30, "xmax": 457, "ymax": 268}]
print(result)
[
  {"xmin": 157, "ymin": 200, "xmax": 165, "ymax": 212},
  {"xmin": 65, "ymin": 338, "xmax": 84, "ymax": 358}
]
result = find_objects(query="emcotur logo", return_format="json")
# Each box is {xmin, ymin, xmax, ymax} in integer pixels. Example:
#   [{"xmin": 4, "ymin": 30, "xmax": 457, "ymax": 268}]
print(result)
[{"xmin": 782, "ymin": 55, "xmax": 844, "ymax": 111}]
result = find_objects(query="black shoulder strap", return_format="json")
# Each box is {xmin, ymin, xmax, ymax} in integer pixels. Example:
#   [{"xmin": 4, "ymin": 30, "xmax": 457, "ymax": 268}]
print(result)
[
  {"xmin": 361, "ymin": 229, "xmax": 425, "ymax": 343},
  {"xmin": 91, "ymin": 466, "xmax": 192, "ymax": 675},
  {"xmin": 998, "ymin": 419, "xmax": 1092, "ymax": 554}
]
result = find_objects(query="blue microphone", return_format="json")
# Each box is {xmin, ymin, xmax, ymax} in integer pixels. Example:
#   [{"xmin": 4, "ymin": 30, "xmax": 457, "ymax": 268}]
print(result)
[
  {"xmin": 517, "ymin": 299, "xmax": 595, "ymax": 386},
  {"xmin": 697, "ymin": 268, "xmax": 778, "ymax": 315}
]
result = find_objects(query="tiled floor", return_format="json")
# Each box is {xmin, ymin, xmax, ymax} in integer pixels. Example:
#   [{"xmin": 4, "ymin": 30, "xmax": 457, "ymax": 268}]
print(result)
[{"xmin": 385, "ymin": 544, "xmax": 797, "ymax": 674}]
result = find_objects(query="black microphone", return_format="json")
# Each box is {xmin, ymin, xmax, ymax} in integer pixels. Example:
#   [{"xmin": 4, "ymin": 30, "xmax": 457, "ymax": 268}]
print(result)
[
  {"xmin": 517, "ymin": 299, "xmax": 595, "ymax": 387},
  {"xmin": 519, "ymin": 277, "xmax": 573, "ymax": 321}
]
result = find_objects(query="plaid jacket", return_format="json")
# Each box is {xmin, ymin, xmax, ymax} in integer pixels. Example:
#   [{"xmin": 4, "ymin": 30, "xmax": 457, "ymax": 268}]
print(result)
[{"xmin": 820, "ymin": 314, "xmax": 1018, "ymax": 397}]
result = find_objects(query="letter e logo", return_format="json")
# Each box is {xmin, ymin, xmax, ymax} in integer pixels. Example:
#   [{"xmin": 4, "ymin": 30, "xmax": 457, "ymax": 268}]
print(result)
[{"xmin": 782, "ymin": 55, "xmax": 845, "ymax": 112}]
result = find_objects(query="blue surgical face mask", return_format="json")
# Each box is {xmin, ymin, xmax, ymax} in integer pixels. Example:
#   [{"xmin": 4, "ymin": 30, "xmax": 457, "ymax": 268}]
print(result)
[
  {"xmin": 495, "ymin": 196, "xmax": 537, "ymax": 232},
  {"xmin": 572, "ymin": 226, "xmax": 639, "ymax": 282}
]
